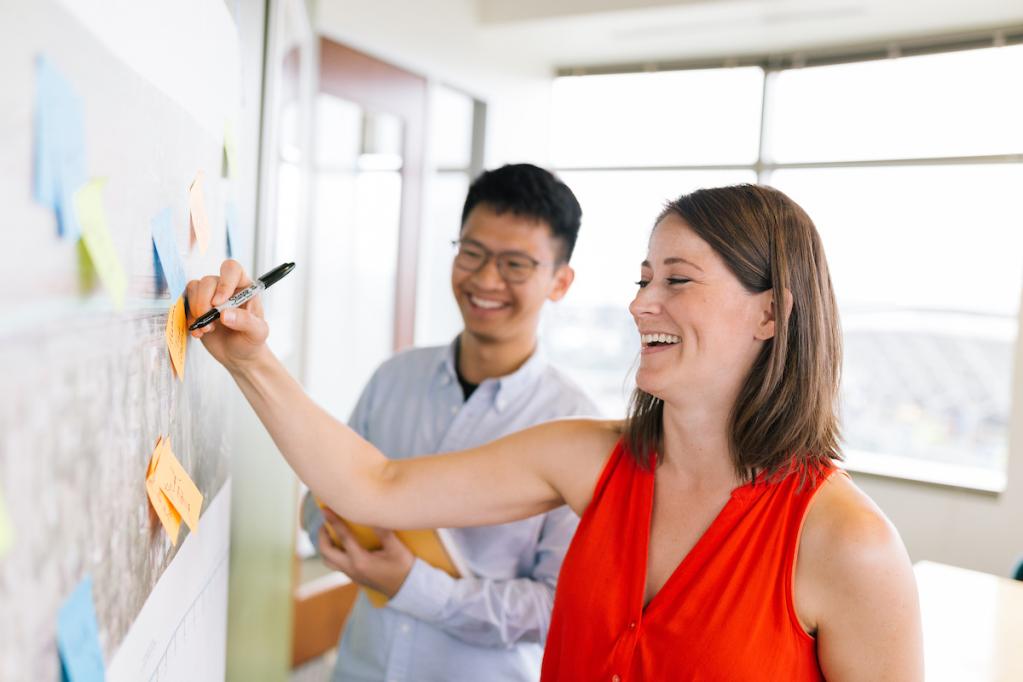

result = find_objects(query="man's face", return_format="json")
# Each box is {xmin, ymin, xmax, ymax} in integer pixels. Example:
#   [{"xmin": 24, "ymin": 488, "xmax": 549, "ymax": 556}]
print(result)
[{"xmin": 451, "ymin": 204, "xmax": 574, "ymax": 346}]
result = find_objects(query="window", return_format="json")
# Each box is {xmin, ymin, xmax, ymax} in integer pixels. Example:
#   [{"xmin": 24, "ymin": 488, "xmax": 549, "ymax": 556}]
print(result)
[
  {"xmin": 414, "ymin": 85, "xmax": 484, "ymax": 348},
  {"xmin": 548, "ymin": 41, "xmax": 1023, "ymax": 490}
]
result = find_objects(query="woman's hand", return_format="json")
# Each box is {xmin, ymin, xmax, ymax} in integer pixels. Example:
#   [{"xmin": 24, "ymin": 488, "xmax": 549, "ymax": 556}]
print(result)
[{"xmin": 185, "ymin": 259, "xmax": 270, "ymax": 373}]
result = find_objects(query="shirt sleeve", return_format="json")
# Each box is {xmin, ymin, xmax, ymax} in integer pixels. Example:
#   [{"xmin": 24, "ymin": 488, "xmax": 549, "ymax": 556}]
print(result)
[
  {"xmin": 386, "ymin": 504, "xmax": 579, "ymax": 648},
  {"xmin": 301, "ymin": 370, "xmax": 378, "ymax": 551}
]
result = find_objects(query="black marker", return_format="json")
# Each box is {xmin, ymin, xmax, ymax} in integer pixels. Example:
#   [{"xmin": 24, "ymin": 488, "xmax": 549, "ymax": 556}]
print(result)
[{"xmin": 188, "ymin": 262, "xmax": 295, "ymax": 331}]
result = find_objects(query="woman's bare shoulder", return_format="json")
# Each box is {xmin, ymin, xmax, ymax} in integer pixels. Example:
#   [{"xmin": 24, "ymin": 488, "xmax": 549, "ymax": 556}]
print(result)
[
  {"xmin": 802, "ymin": 472, "xmax": 900, "ymax": 557},
  {"xmin": 796, "ymin": 471, "xmax": 917, "ymax": 638}
]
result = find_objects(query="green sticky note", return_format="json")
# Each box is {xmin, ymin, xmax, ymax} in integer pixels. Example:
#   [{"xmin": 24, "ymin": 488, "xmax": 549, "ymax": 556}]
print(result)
[
  {"xmin": 74, "ymin": 179, "xmax": 127, "ymax": 310},
  {"xmin": 0, "ymin": 486, "xmax": 11, "ymax": 557}
]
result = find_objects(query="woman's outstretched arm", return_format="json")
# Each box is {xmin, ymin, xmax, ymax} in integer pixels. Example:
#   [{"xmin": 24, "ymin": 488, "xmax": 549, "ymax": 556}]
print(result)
[{"xmin": 186, "ymin": 260, "xmax": 617, "ymax": 530}]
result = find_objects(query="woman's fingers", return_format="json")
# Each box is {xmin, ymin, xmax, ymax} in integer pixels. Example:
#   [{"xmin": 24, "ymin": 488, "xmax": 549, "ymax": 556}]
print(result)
[
  {"xmin": 218, "ymin": 308, "xmax": 268, "ymax": 343},
  {"xmin": 213, "ymin": 259, "xmax": 251, "ymax": 306}
]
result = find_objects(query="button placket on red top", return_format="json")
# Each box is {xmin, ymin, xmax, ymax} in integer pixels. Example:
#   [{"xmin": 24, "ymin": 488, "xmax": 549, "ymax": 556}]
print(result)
[{"xmin": 611, "ymin": 615, "xmax": 642, "ymax": 682}]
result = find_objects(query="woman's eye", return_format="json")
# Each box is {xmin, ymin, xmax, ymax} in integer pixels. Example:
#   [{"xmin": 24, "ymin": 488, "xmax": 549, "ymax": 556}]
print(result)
[
  {"xmin": 667, "ymin": 278, "xmax": 691, "ymax": 285},
  {"xmin": 634, "ymin": 279, "xmax": 649, "ymax": 288}
]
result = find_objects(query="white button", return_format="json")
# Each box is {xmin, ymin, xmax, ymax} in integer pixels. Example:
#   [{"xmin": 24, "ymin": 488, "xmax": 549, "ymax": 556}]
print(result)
[
  {"xmin": 450, "ymin": 406, "xmax": 459, "ymax": 415},
  {"xmin": 400, "ymin": 623, "xmax": 411, "ymax": 634}
]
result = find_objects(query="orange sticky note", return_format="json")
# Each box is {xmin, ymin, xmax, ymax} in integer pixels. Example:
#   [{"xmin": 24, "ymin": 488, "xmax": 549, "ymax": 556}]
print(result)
[
  {"xmin": 165, "ymin": 296, "xmax": 187, "ymax": 380},
  {"xmin": 146, "ymin": 437, "xmax": 181, "ymax": 544},
  {"xmin": 152, "ymin": 439, "xmax": 203, "ymax": 532},
  {"xmin": 188, "ymin": 170, "xmax": 211, "ymax": 254}
]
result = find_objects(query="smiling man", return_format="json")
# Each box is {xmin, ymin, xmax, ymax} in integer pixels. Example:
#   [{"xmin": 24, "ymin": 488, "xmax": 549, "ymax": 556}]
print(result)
[{"xmin": 301, "ymin": 163, "xmax": 598, "ymax": 682}]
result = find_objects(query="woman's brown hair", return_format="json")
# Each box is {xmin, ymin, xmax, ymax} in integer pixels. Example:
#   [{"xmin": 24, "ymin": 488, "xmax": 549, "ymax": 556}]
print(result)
[{"xmin": 624, "ymin": 184, "xmax": 843, "ymax": 481}]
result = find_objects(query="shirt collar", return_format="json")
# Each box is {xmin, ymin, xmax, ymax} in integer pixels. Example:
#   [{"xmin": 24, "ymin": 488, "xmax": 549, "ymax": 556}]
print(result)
[{"xmin": 437, "ymin": 335, "xmax": 548, "ymax": 413}]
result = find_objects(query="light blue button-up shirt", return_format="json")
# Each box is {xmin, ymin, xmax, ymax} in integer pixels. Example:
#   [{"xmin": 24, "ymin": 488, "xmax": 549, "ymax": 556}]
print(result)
[{"xmin": 302, "ymin": 338, "xmax": 599, "ymax": 682}]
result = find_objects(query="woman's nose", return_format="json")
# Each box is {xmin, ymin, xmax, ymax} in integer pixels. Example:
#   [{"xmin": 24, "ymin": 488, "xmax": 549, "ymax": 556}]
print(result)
[{"xmin": 629, "ymin": 285, "xmax": 660, "ymax": 318}]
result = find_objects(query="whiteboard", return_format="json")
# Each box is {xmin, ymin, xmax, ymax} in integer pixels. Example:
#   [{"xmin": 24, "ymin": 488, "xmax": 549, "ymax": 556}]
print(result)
[{"xmin": 0, "ymin": 1, "xmax": 244, "ymax": 678}]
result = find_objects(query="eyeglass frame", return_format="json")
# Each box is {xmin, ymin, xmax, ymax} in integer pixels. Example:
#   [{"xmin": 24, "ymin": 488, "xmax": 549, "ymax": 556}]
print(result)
[{"xmin": 450, "ymin": 238, "xmax": 558, "ymax": 283}]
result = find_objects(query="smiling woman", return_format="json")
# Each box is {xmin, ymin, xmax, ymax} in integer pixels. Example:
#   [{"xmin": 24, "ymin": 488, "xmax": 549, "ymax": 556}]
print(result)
[{"xmin": 187, "ymin": 183, "xmax": 922, "ymax": 681}]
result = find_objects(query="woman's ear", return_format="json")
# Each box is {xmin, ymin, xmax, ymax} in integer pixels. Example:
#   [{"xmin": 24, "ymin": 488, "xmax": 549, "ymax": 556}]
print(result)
[{"xmin": 755, "ymin": 287, "xmax": 794, "ymax": 340}]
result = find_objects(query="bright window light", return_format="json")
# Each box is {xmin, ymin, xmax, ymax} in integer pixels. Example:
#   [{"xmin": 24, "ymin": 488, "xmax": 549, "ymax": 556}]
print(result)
[
  {"xmin": 548, "ymin": 42, "xmax": 1022, "ymax": 488},
  {"xmin": 552, "ymin": 67, "xmax": 764, "ymax": 167}
]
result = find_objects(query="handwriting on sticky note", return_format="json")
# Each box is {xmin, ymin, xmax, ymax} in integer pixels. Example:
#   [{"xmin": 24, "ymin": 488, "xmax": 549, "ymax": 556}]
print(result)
[
  {"xmin": 189, "ymin": 171, "xmax": 211, "ymax": 254},
  {"xmin": 152, "ymin": 440, "xmax": 203, "ymax": 532},
  {"xmin": 165, "ymin": 297, "xmax": 188, "ymax": 380},
  {"xmin": 151, "ymin": 207, "xmax": 186, "ymax": 301},
  {"xmin": 74, "ymin": 179, "xmax": 126, "ymax": 310},
  {"xmin": 146, "ymin": 438, "xmax": 181, "ymax": 544},
  {"xmin": 57, "ymin": 576, "xmax": 106, "ymax": 682},
  {"xmin": 0, "ymin": 484, "xmax": 11, "ymax": 558},
  {"xmin": 34, "ymin": 55, "xmax": 87, "ymax": 240}
]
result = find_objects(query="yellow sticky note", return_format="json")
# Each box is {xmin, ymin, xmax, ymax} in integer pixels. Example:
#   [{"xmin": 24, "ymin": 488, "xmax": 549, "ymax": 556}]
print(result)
[
  {"xmin": 152, "ymin": 439, "xmax": 203, "ymax": 532},
  {"xmin": 189, "ymin": 171, "xmax": 211, "ymax": 254},
  {"xmin": 223, "ymin": 120, "xmax": 238, "ymax": 179},
  {"xmin": 146, "ymin": 438, "xmax": 181, "ymax": 544},
  {"xmin": 0, "ymin": 484, "xmax": 12, "ymax": 557},
  {"xmin": 74, "ymin": 179, "xmax": 127, "ymax": 309},
  {"xmin": 165, "ymin": 296, "xmax": 188, "ymax": 380}
]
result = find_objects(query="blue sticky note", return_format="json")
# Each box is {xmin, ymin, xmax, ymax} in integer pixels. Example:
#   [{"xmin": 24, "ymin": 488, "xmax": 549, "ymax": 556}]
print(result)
[
  {"xmin": 225, "ymin": 201, "xmax": 239, "ymax": 259},
  {"xmin": 34, "ymin": 55, "xmax": 87, "ymax": 239},
  {"xmin": 57, "ymin": 576, "xmax": 106, "ymax": 682},
  {"xmin": 151, "ymin": 207, "xmax": 186, "ymax": 301}
]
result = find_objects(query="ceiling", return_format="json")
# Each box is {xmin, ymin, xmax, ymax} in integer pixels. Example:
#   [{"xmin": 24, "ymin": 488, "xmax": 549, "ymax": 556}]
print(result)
[{"xmin": 471, "ymin": 0, "xmax": 1023, "ymax": 70}]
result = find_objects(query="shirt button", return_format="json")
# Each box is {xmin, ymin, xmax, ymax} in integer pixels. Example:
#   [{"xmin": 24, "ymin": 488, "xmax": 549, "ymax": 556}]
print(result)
[
  {"xmin": 450, "ymin": 405, "xmax": 459, "ymax": 415},
  {"xmin": 629, "ymin": 621, "xmax": 636, "ymax": 629},
  {"xmin": 612, "ymin": 675, "xmax": 621, "ymax": 682},
  {"xmin": 400, "ymin": 622, "xmax": 411, "ymax": 634}
]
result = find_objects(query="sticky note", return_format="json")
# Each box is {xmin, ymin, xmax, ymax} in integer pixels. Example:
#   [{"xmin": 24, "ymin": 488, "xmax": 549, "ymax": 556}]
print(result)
[
  {"xmin": 188, "ymin": 171, "xmax": 211, "ymax": 254},
  {"xmin": 150, "ymin": 208, "xmax": 186, "ymax": 301},
  {"xmin": 0, "ymin": 485, "xmax": 12, "ymax": 558},
  {"xmin": 57, "ymin": 576, "xmax": 106, "ymax": 682},
  {"xmin": 165, "ymin": 297, "xmax": 187, "ymax": 380},
  {"xmin": 74, "ymin": 180, "xmax": 126, "ymax": 310},
  {"xmin": 152, "ymin": 439, "xmax": 203, "ymax": 532},
  {"xmin": 225, "ymin": 201, "xmax": 239, "ymax": 259},
  {"xmin": 34, "ymin": 55, "xmax": 87, "ymax": 239},
  {"xmin": 145, "ymin": 437, "xmax": 181, "ymax": 544},
  {"xmin": 223, "ymin": 120, "xmax": 238, "ymax": 179}
]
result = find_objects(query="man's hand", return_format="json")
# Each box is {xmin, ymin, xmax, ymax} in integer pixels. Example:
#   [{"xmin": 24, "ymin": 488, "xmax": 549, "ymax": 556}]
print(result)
[
  {"xmin": 318, "ymin": 509, "xmax": 415, "ymax": 599},
  {"xmin": 185, "ymin": 259, "xmax": 270, "ymax": 372}
]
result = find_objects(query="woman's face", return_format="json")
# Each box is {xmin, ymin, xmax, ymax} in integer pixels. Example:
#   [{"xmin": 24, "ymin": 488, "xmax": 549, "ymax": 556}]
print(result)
[{"xmin": 629, "ymin": 214, "xmax": 775, "ymax": 408}]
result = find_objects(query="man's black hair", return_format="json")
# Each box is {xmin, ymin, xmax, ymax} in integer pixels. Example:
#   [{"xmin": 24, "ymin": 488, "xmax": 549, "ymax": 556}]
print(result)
[{"xmin": 460, "ymin": 163, "xmax": 582, "ymax": 263}]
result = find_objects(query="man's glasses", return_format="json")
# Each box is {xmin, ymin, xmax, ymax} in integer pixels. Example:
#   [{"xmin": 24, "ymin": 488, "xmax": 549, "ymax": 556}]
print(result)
[{"xmin": 451, "ymin": 239, "xmax": 550, "ymax": 284}]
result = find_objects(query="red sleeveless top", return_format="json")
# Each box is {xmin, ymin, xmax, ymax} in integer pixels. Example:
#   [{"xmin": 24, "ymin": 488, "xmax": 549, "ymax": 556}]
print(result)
[{"xmin": 542, "ymin": 440, "xmax": 834, "ymax": 681}]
